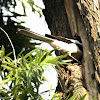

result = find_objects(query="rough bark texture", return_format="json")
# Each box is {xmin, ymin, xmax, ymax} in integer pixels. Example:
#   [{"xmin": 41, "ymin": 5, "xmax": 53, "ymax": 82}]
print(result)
[
  {"xmin": 43, "ymin": 0, "xmax": 100, "ymax": 99},
  {"xmin": 75, "ymin": 0, "xmax": 100, "ymax": 99},
  {"xmin": 43, "ymin": 0, "xmax": 71, "ymax": 37},
  {"xmin": 64, "ymin": 0, "xmax": 99, "ymax": 99},
  {"xmin": 58, "ymin": 64, "xmax": 89, "ymax": 99}
]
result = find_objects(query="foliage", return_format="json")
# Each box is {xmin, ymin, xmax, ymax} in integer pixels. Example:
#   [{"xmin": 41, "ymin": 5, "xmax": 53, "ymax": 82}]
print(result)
[
  {"xmin": 51, "ymin": 90, "xmax": 89, "ymax": 100},
  {"xmin": 66, "ymin": 90, "xmax": 87, "ymax": 100},
  {"xmin": 0, "ymin": 0, "xmax": 42, "ymax": 16},
  {"xmin": 0, "ymin": 0, "xmax": 43, "ymax": 57},
  {"xmin": 66, "ymin": 90, "xmax": 95, "ymax": 100},
  {"xmin": 0, "ymin": 45, "xmax": 69, "ymax": 100},
  {"xmin": 0, "ymin": 46, "xmax": 95, "ymax": 100}
]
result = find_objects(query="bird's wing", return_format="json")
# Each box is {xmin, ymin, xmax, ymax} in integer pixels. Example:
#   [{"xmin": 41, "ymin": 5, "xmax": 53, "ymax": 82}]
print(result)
[
  {"xmin": 17, "ymin": 29, "xmax": 54, "ymax": 43},
  {"xmin": 45, "ymin": 34, "xmax": 82, "ymax": 45},
  {"xmin": 45, "ymin": 34, "xmax": 58, "ymax": 40},
  {"xmin": 45, "ymin": 34, "xmax": 73, "ymax": 43}
]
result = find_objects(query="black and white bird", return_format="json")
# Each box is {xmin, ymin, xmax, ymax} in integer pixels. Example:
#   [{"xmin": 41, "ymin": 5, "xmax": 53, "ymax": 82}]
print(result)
[{"xmin": 17, "ymin": 29, "xmax": 83, "ymax": 63}]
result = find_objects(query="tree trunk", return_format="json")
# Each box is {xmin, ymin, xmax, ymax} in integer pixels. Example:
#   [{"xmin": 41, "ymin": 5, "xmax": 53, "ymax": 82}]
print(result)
[{"xmin": 43, "ymin": 0, "xmax": 100, "ymax": 99}]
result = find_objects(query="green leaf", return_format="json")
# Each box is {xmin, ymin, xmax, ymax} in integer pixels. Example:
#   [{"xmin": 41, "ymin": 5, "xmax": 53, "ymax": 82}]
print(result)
[
  {"xmin": 0, "ymin": 97, "xmax": 10, "ymax": 99},
  {"xmin": 65, "ymin": 94, "xmax": 70, "ymax": 100},
  {"xmin": 49, "ymin": 85, "xmax": 52, "ymax": 95},
  {"xmin": 74, "ymin": 95, "xmax": 78, "ymax": 100},
  {"xmin": 24, "ymin": 48, "xmax": 38, "ymax": 59},
  {"xmin": 4, "ymin": 56, "xmax": 13, "ymax": 63},
  {"xmin": 1, "ymin": 45, "xmax": 5, "ymax": 57},
  {"xmin": 61, "ymin": 59, "xmax": 73, "ymax": 63},
  {"xmin": 68, "ymin": 90, "xmax": 79, "ymax": 100},
  {"xmin": 48, "ymin": 54, "xmax": 68, "ymax": 63},
  {"xmin": 6, "ymin": 51, "xmax": 13, "ymax": 57},
  {"xmin": 26, "ymin": 70, "xmax": 31, "ymax": 87},
  {"xmin": 79, "ymin": 93, "xmax": 87, "ymax": 100},
  {"xmin": 17, "ymin": 48, "xmax": 25, "ymax": 58},
  {"xmin": 38, "ymin": 49, "xmax": 48, "ymax": 63},
  {"xmin": 6, "ymin": 71, "xmax": 14, "ymax": 79},
  {"xmin": 18, "ymin": 92, "xmax": 28, "ymax": 100},
  {"xmin": 91, "ymin": 97, "xmax": 96, "ymax": 100},
  {"xmin": 51, "ymin": 92, "xmax": 62, "ymax": 100},
  {"xmin": 22, "ymin": 57, "xmax": 27, "ymax": 68},
  {"xmin": 0, "ymin": 77, "xmax": 15, "ymax": 88},
  {"xmin": 35, "ymin": 49, "xmax": 40, "ymax": 64},
  {"xmin": 1, "ymin": 65, "xmax": 13, "ymax": 70},
  {"xmin": 0, "ymin": 46, "xmax": 74, "ymax": 99},
  {"xmin": 0, "ymin": 89, "xmax": 9, "ymax": 97}
]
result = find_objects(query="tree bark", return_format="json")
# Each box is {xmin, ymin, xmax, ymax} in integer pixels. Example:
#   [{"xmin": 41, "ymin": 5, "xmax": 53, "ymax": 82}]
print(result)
[{"xmin": 43, "ymin": 0, "xmax": 100, "ymax": 99}]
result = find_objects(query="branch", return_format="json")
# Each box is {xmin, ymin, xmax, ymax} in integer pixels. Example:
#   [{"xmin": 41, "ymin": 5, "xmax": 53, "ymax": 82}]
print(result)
[{"xmin": 0, "ymin": 27, "xmax": 17, "ymax": 67}]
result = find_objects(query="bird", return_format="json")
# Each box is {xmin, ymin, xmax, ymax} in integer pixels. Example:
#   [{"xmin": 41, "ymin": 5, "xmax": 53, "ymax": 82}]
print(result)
[
  {"xmin": 45, "ymin": 34, "xmax": 83, "ymax": 63},
  {"xmin": 17, "ymin": 28, "xmax": 83, "ymax": 63}
]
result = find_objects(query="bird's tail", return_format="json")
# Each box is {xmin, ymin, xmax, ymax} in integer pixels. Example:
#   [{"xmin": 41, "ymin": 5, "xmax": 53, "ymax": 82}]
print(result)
[{"xmin": 17, "ymin": 29, "xmax": 54, "ymax": 43}]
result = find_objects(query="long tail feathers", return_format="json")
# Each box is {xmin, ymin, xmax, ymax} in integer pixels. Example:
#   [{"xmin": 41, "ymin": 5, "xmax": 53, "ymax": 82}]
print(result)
[{"xmin": 17, "ymin": 29, "xmax": 54, "ymax": 43}]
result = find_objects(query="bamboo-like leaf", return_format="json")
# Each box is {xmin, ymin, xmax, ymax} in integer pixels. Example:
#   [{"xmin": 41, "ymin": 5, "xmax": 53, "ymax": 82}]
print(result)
[
  {"xmin": 0, "ymin": 97, "xmax": 10, "ymax": 99},
  {"xmin": 6, "ymin": 71, "xmax": 14, "ymax": 79},
  {"xmin": 68, "ymin": 90, "xmax": 79, "ymax": 100},
  {"xmin": 24, "ymin": 48, "xmax": 38, "ymax": 59},
  {"xmin": 47, "ymin": 54, "xmax": 68, "ymax": 63},
  {"xmin": 26, "ymin": 70, "xmax": 31, "ymax": 87},
  {"xmin": 61, "ymin": 59, "xmax": 73, "ymax": 63},
  {"xmin": 6, "ymin": 52, "xmax": 13, "ymax": 57},
  {"xmin": 35, "ymin": 49, "xmax": 39, "ymax": 64},
  {"xmin": 0, "ymin": 46, "xmax": 73, "ymax": 99},
  {"xmin": 79, "ymin": 94, "xmax": 87, "ymax": 100},
  {"xmin": 38, "ymin": 49, "xmax": 48, "ymax": 63},
  {"xmin": 4, "ymin": 56, "xmax": 13, "ymax": 63},
  {"xmin": 65, "ymin": 94, "xmax": 70, "ymax": 100},
  {"xmin": 22, "ymin": 57, "xmax": 27, "ymax": 68},
  {"xmin": 91, "ymin": 97, "xmax": 96, "ymax": 100},
  {"xmin": 17, "ymin": 48, "xmax": 25, "ymax": 58},
  {"xmin": 29, "ymin": 55, "xmax": 33, "ymax": 62},
  {"xmin": 74, "ymin": 95, "xmax": 78, "ymax": 100},
  {"xmin": 30, "ymin": 61, "xmax": 36, "ymax": 68},
  {"xmin": 1, "ymin": 65, "xmax": 13, "ymax": 70},
  {"xmin": 51, "ymin": 92, "xmax": 62, "ymax": 100},
  {"xmin": 7, "ymin": 63, "xmax": 17, "ymax": 69},
  {"xmin": 58, "ymin": 59, "xmax": 72, "ymax": 66},
  {"xmin": 1, "ymin": 45, "xmax": 5, "ymax": 57},
  {"xmin": 49, "ymin": 85, "xmax": 52, "ymax": 95},
  {"xmin": 0, "ymin": 77, "xmax": 15, "ymax": 88},
  {"xmin": 0, "ymin": 89, "xmax": 9, "ymax": 97},
  {"xmin": 25, "ymin": 62, "xmax": 30, "ymax": 69},
  {"xmin": 41, "ymin": 56, "xmax": 54, "ymax": 63}
]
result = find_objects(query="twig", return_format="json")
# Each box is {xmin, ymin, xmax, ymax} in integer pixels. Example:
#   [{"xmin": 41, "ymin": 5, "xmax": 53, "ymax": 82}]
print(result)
[{"xmin": 0, "ymin": 27, "xmax": 17, "ymax": 67}]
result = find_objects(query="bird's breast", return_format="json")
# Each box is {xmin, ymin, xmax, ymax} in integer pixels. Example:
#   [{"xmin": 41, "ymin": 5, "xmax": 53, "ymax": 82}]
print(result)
[{"xmin": 50, "ymin": 40, "xmax": 81, "ymax": 54}]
